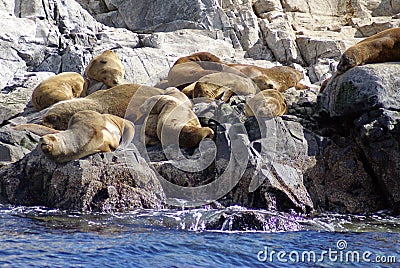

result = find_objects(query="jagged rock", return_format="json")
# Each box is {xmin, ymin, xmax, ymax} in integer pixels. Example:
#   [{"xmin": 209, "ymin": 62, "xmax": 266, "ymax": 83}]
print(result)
[
  {"xmin": 304, "ymin": 139, "xmax": 386, "ymax": 213},
  {"xmin": 253, "ymin": 0, "xmax": 283, "ymax": 18},
  {"xmin": 354, "ymin": 109, "xmax": 400, "ymax": 212},
  {"xmin": 145, "ymin": 103, "xmax": 314, "ymax": 213},
  {"xmin": 205, "ymin": 207, "xmax": 303, "ymax": 231},
  {"xmin": 0, "ymin": 146, "xmax": 166, "ymax": 212},
  {"xmin": 0, "ymin": 72, "xmax": 52, "ymax": 124},
  {"xmin": 259, "ymin": 16, "xmax": 305, "ymax": 65},
  {"xmin": 0, "ymin": 127, "xmax": 39, "ymax": 165},
  {"xmin": 317, "ymin": 63, "xmax": 400, "ymax": 212},
  {"xmin": 371, "ymin": 0, "xmax": 400, "ymax": 16},
  {"xmin": 296, "ymin": 35, "xmax": 346, "ymax": 66}
]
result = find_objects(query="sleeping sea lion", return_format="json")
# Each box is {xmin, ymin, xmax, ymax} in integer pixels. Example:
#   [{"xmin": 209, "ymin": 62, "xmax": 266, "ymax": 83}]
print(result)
[
  {"xmin": 42, "ymin": 84, "xmax": 164, "ymax": 130},
  {"xmin": 13, "ymin": 110, "xmax": 134, "ymax": 162},
  {"xmin": 31, "ymin": 72, "xmax": 87, "ymax": 111},
  {"xmin": 244, "ymin": 89, "xmax": 287, "ymax": 118},
  {"xmin": 139, "ymin": 88, "xmax": 213, "ymax": 148},
  {"xmin": 228, "ymin": 65, "xmax": 309, "ymax": 92},
  {"xmin": 85, "ymin": 50, "xmax": 125, "ymax": 88},
  {"xmin": 337, "ymin": 28, "xmax": 400, "ymax": 74}
]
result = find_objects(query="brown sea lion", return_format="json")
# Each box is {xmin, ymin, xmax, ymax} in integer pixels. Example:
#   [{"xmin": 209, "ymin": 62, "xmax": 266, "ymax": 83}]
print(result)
[
  {"xmin": 192, "ymin": 72, "xmax": 260, "ymax": 102},
  {"xmin": 13, "ymin": 110, "xmax": 135, "ymax": 162},
  {"xmin": 167, "ymin": 61, "xmax": 221, "ymax": 89},
  {"xmin": 31, "ymin": 72, "xmax": 87, "ymax": 111},
  {"xmin": 139, "ymin": 89, "xmax": 213, "ymax": 148},
  {"xmin": 172, "ymin": 51, "xmax": 223, "ymax": 66},
  {"xmin": 168, "ymin": 52, "xmax": 225, "ymax": 89},
  {"xmin": 244, "ymin": 89, "xmax": 287, "ymax": 118},
  {"xmin": 42, "ymin": 84, "xmax": 164, "ymax": 130},
  {"xmin": 85, "ymin": 50, "xmax": 125, "ymax": 88},
  {"xmin": 337, "ymin": 28, "xmax": 400, "ymax": 74},
  {"xmin": 228, "ymin": 64, "xmax": 309, "ymax": 92}
]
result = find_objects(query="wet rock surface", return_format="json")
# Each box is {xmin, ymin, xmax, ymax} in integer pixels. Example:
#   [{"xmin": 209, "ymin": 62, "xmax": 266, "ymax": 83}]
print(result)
[{"xmin": 0, "ymin": 0, "xmax": 399, "ymax": 215}]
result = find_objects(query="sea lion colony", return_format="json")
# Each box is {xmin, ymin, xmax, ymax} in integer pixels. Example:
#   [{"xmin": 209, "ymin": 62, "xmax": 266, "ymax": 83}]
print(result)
[{"xmin": 15, "ymin": 28, "xmax": 399, "ymax": 161}]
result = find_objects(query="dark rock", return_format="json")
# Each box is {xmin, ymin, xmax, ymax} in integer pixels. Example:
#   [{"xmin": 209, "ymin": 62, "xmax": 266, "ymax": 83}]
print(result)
[{"xmin": 0, "ymin": 146, "xmax": 166, "ymax": 212}]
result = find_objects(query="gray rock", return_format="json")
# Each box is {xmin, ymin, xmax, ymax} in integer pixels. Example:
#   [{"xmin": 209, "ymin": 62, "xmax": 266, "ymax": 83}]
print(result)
[
  {"xmin": 0, "ymin": 146, "xmax": 166, "ymax": 212},
  {"xmin": 259, "ymin": 16, "xmax": 305, "ymax": 65},
  {"xmin": 319, "ymin": 63, "xmax": 400, "ymax": 118},
  {"xmin": 0, "ymin": 72, "xmax": 53, "ymax": 124}
]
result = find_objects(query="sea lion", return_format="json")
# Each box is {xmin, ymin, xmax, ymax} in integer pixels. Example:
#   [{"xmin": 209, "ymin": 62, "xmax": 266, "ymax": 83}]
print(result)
[
  {"xmin": 229, "ymin": 65, "xmax": 309, "ymax": 92},
  {"xmin": 85, "ymin": 50, "xmax": 125, "ymax": 88},
  {"xmin": 42, "ymin": 84, "xmax": 164, "ymax": 130},
  {"xmin": 172, "ymin": 52, "xmax": 223, "ymax": 66},
  {"xmin": 192, "ymin": 72, "xmax": 260, "ymax": 102},
  {"xmin": 31, "ymin": 72, "xmax": 87, "ymax": 111},
  {"xmin": 168, "ymin": 52, "xmax": 224, "ymax": 89},
  {"xmin": 139, "ymin": 89, "xmax": 213, "ymax": 148},
  {"xmin": 13, "ymin": 110, "xmax": 135, "ymax": 162},
  {"xmin": 244, "ymin": 89, "xmax": 287, "ymax": 118},
  {"xmin": 167, "ymin": 61, "xmax": 222, "ymax": 89},
  {"xmin": 337, "ymin": 28, "xmax": 400, "ymax": 74}
]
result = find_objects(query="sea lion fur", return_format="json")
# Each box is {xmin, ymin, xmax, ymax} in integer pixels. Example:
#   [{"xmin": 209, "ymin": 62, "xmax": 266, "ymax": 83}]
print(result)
[
  {"xmin": 31, "ymin": 72, "xmax": 87, "ymax": 111},
  {"xmin": 42, "ymin": 84, "xmax": 164, "ymax": 130},
  {"xmin": 245, "ymin": 89, "xmax": 287, "ymax": 118},
  {"xmin": 85, "ymin": 50, "xmax": 125, "ymax": 88},
  {"xmin": 337, "ymin": 28, "xmax": 400, "ymax": 74},
  {"xmin": 13, "ymin": 110, "xmax": 134, "ymax": 162}
]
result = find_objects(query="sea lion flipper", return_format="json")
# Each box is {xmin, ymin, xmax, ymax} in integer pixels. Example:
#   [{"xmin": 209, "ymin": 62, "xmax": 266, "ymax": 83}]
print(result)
[
  {"xmin": 120, "ymin": 120, "xmax": 135, "ymax": 148},
  {"xmin": 13, "ymin": 124, "xmax": 60, "ymax": 136}
]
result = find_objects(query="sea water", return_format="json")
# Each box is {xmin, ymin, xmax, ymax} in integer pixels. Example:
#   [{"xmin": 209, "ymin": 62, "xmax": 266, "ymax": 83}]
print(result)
[{"xmin": 0, "ymin": 205, "xmax": 399, "ymax": 267}]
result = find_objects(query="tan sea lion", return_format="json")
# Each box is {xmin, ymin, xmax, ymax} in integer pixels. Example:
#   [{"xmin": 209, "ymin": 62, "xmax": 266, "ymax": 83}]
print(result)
[
  {"xmin": 31, "ymin": 72, "xmax": 87, "ymax": 111},
  {"xmin": 244, "ymin": 89, "xmax": 287, "ymax": 118},
  {"xmin": 228, "ymin": 65, "xmax": 309, "ymax": 92},
  {"xmin": 13, "ymin": 110, "xmax": 135, "ymax": 162},
  {"xmin": 139, "ymin": 89, "xmax": 213, "ymax": 148},
  {"xmin": 337, "ymin": 28, "xmax": 400, "ymax": 74},
  {"xmin": 42, "ymin": 84, "xmax": 164, "ymax": 130},
  {"xmin": 192, "ymin": 72, "xmax": 260, "ymax": 102},
  {"xmin": 85, "ymin": 50, "xmax": 125, "ymax": 88}
]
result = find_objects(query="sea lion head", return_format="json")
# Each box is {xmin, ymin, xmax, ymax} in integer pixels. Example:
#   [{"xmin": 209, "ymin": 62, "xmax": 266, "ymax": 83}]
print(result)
[
  {"xmin": 337, "ymin": 49, "xmax": 359, "ymax": 74},
  {"xmin": 39, "ymin": 134, "xmax": 71, "ymax": 162},
  {"xmin": 252, "ymin": 76, "xmax": 275, "ymax": 91},
  {"xmin": 42, "ymin": 110, "xmax": 72, "ymax": 130},
  {"xmin": 179, "ymin": 126, "xmax": 214, "ymax": 148},
  {"xmin": 99, "ymin": 68, "xmax": 125, "ymax": 87}
]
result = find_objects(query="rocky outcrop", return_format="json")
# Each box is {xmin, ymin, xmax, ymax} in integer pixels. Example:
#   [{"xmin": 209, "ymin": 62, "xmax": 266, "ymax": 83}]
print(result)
[
  {"xmin": 318, "ymin": 63, "xmax": 400, "ymax": 212},
  {"xmin": 0, "ymin": 0, "xmax": 399, "ymax": 214},
  {"xmin": 0, "ymin": 146, "xmax": 165, "ymax": 211}
]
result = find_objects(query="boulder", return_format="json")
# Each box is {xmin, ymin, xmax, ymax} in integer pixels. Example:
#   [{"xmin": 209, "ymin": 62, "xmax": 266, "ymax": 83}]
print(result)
[
  {"xmin": 318, "ymin": 63, "xmax": 400, "ymax": 212},
  {"xmin": 319, "ymin": 63, "xmax": 400, "ymax": 118},
  {"xmin": 0, "ymin": 146, "xmax": 166, "ymax": 212}
]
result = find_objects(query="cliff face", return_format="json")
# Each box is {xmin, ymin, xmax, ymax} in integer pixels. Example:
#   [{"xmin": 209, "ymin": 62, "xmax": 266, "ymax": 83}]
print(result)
[{"xmin": 0, "ymin": 0, "xmax": 399, "ymax": 213}]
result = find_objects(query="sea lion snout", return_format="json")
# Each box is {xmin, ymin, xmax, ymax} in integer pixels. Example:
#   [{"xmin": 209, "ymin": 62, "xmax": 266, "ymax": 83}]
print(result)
[{"xmin": 39, "ymin": 135, "xmax": 57, "ymax": 154}]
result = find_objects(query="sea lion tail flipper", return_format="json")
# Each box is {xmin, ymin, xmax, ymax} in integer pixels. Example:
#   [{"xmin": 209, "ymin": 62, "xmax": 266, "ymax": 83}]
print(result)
[
  {"xmin": 221, "ymin": 89, "xmax": 234, "ymax": 102},
  {"xmin": 12, "ymin": 124, "xmax": 60, "ymax": 136},
  {"xmin": 120, "ymin": 120, "xmax": 135, "ymax": 148},
  {"xmin": 295, "ymin": 82, "xmax": 309, "ymax": 90}
]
